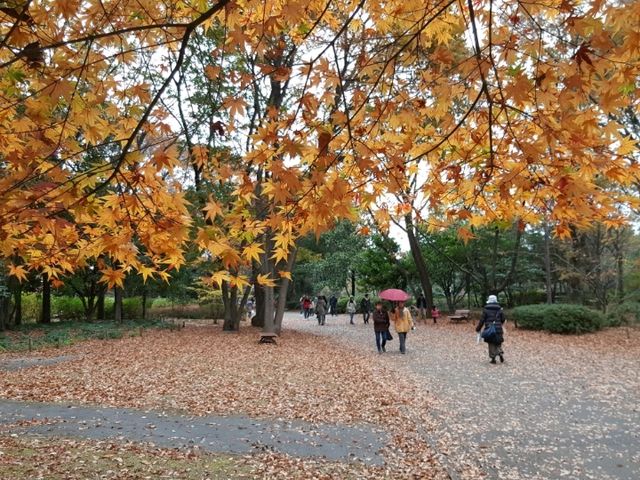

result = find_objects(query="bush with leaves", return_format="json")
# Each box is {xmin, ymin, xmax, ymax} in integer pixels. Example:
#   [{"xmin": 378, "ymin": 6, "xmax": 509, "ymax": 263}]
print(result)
[
  {"xmin": 512, "ymin": 304, "xmax": 606, "ymax": 334},
  {"xmin": 607, "ymin": 302, "xmax": 640, "ymax": 327}
]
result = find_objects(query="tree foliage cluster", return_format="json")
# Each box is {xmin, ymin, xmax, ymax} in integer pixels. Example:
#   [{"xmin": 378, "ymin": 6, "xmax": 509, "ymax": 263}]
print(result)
[{"xmin": 1, "ymin": 1, "xmax": 639, "ymax": 331}]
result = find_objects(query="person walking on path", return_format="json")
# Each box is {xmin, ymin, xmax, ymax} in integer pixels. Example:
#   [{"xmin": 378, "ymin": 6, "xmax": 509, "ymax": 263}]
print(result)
[
  {"xmin": 431, "ymin": 305, "xmax": 440, "ymax": 324},
  {"xmin": 360, "ymin": 294, "xmax": 372, "ymax": 324},
  {"xmin": 476, "ymin": 295, "xmax": 506, "ymax": 364},
  {"xmin": 416, "ymin": 293, "xmax": 428, "ymax": 322},
  {"xmin": 316, "ymin": 296, "xmax": 327, "ymax": 325},
  {"xmin": 329, "ymin": 295, "xmax": 338, "ymax": 316},
  {"xmin": 392, "ymin": 301, "xmax": 415, "ymax": 354},
  {"xmin": 302, "ymin": 296, "xmax": 312, "ymax": 319},
  {"xmin": 346, "ymin": 297, "xmax": 357, "ymax": 324},
  {"xmin": 372, "ymin": 301, "xmax": 391, "ymax": 353}
]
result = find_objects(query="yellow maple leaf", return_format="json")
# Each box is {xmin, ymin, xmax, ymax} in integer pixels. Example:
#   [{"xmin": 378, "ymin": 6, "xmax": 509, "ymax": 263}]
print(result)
[
  {"xmin": 8, "ymin": 264, "xmax": 28, "ymax": 282},
  {"xmin": 256, "ymin": 273, "xmax": 276, "ymax": 287},
  {"xmin": 99, "ymin": 267, "xmax": 126, "ymax": 289},
  {"xmin": 243, "ymin": 243, "xmax": 265, "ymax": 263}
]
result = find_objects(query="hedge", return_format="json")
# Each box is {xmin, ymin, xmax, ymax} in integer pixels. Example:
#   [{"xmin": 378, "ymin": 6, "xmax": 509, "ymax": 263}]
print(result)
[{"xmin": 511, "ymin": 304, "xmax": 606, "ymax": 334}]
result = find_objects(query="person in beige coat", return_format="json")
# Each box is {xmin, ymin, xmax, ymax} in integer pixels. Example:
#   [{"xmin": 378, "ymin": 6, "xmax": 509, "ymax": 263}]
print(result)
[{"xmin": 392, "ymin": 301, "xmax": 415, "ymax": 354}]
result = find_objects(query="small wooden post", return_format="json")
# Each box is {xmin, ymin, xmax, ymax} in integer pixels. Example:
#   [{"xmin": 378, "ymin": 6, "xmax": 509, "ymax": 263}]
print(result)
[{"xmin": 28, "ymin": 337, "xmax": 32, "ymax": 352}]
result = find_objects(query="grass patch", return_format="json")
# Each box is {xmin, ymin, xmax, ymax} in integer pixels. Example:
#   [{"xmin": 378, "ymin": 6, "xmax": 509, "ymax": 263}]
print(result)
[{"xmin": 0, "ymin": 319, "xmax": 172, "ymax": 352}]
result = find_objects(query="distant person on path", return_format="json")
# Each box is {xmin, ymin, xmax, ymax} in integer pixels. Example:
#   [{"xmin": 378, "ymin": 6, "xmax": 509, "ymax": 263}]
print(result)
[
  {"xmin": 416, "ymin": 293, "xmax": 428, "ymax": 321},
  {"xmin": 316, "ymin": 295, "xmax": 327, "ymax": 325},
  {"xmin": 476, "ymin": 295, "xmax": 506, "ymax": 364},
  {"xmin": 392, "ymin": 300, "xmax": 415, "ymax": 354},
  {"xmin": 360, "ymin": 294, "xmax": 372, "ymax": 324},
  {"xmin": 372, "ymin": 301, "xmax": 391, "ymax": 353},
  {"xmin": 346, "ymin": 296, "xmax": 357, "ymax": 324},
  {"xmin": 431, "ymin": 305, "xmax": 440, "ymax": 324},
  {"xmin": 299, "ymin": 296, "xmax": 305, "ymax": 315},
  {"xmin": 302, "ymin": 296, "xmax": 312, "ymax": 319},
  {"xmin": 329, "ymin": 294, "xmax": 338, "ymax": 316}
]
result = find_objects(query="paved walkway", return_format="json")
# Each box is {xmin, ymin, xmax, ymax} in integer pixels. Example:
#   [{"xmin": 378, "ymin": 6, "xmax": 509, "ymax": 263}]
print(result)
[
  {"xmin": 0, "ymin": 399, "xmax": 386, "ymax": 464},
  {"xmin": 286, "ymin": 312, "xmax": 640, "ymax": 480}
]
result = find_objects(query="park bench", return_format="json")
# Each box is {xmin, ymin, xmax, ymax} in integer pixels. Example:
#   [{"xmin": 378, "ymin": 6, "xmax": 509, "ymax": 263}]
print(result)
[{"xmin": 447, "ymin": 309, "xmax": 471, "ymax": 322}]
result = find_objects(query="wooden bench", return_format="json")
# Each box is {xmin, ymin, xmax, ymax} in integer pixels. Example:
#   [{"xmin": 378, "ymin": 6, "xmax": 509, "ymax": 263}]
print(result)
[{"xmin": 447, "ymin": 309, "xmax": 471, "ymax": 322}]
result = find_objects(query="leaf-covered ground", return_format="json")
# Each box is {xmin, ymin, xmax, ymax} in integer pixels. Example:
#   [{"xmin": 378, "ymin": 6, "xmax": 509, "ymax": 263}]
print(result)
[
  {"xmin": 291, "ymin": 313, "xmax": 640, "ymax": 480},
  {"xmin": 0, "ymin": 324, "xmax": 447, "ymax": 479},
  {"xmin": 2, "ymin": 315, "xmax": 638, "ymax": 479}
]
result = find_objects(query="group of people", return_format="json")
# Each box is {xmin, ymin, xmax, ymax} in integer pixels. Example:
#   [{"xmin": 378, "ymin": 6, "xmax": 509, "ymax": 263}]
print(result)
[
  {"xmin": 300, "ymin": 294, "xmax": 338, "ymax": 325},
  {"xmin": 302, "ymin": 291, "xmax": 507, "ymax": 362}
]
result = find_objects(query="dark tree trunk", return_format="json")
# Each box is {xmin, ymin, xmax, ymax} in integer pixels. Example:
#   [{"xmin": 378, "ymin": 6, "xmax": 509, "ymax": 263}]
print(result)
[
  {"xmin": 41, "ymin": 273, "xmax": 51, "ymax": 324},
  {"xmin": 11, "ymin": 276, "xmax": 21, "ymax": 326},
  {"xmin": 114, "ymin": 287, "xmax": 123, "ymax": 323},
  {"xmin": 252, "ymin": 277, "xmax": 265, "ymax": 328},
  {"xmin": 405, "ymin": 213, "xmax": 433, "ymax": 309},
  {"xmin": 97, "ymin": 290, "xmax": 105, "ymax": 320},
  {"xmin": 222, "ymin": 281, "xmax": 240, "ymax": 331},
  {"xmin": 142, "ymin": 288, "xmax": 147, "ymax": 320},
  {"xmin": 544, "ymin": 222, "xmax": 553, "ymax": 304},
  {"xmin": 274, "ymin": 248, "xmax": 297, "ymax": 334}
]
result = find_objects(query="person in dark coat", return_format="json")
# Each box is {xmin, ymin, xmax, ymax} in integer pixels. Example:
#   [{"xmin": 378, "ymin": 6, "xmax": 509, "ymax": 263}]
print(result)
[
  {"xmin": 360, "ymin": 294, "xmax": 372, "ymax": 324},
  {"xmin": 316, "ymin": 296, "xmax": 327, "ymax": 325},
  {"xmin": 372, "ymin": 301, "xmax": 391, "ymax": 353},
  {"xmin": 416, "ymin": 293, "xmax": 427, "ymax": 322},
  {"xmin": 476, "ymin": 295, "xmax": 506, "ymax": 363},
  {"xmin": 329, "ymin": 294, "xmax": 338, "ymax": 316}
]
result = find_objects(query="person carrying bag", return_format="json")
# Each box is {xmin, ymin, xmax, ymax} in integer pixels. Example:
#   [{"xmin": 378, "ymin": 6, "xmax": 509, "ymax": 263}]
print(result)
[{"xmin": 476, "ymin": 295, "xmax": 506, "ymax": 364}]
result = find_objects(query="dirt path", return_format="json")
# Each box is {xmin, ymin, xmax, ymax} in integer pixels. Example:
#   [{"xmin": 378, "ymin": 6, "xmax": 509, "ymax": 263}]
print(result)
[
  {"xmin": 0, "ymin": 399, "xmax": 386, "ymax": 464},
  {"xmin": 286, "ymin": 312, "xmax": 640, "ymax": 480}
]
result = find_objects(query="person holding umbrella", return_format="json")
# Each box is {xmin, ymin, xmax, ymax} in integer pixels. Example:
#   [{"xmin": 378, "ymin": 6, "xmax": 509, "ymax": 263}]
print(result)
[
  {"xmin": 393, "ymin": 300, "xmax": 415, "ymax": 354},
  {"xmin": 379, "ymin": 289, "xmax": 415, "ymax": 354}
]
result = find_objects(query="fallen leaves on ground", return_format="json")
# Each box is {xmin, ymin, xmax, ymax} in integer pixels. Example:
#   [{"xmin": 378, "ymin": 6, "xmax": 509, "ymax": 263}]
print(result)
[
  {"xmin": 0, "ymin": 435, "xmax": 252, "ymax": 479},
  {"xmin": 0, "ymin": 324, "xmax": 449, "ymax": 479}
]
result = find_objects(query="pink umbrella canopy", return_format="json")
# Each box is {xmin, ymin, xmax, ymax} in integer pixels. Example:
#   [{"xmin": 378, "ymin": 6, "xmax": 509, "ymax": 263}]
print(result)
[{"xmin": 378, "ymin": 289, "xmax": 410, "ymax": 302}]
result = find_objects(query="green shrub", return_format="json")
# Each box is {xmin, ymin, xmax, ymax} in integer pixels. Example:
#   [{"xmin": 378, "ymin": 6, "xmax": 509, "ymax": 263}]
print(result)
[
  {"xmin": 21, "ymin": 293, "xmax": 41, "ymax": 323},
  {"xmin": 122, "ymin": 297, "xmax": 143, "ymax": 319},
  {"xmin": 607, "ymin": 302, "xmax": 640, "ymax": 327},
  {"xmin": 512, "ymin": 304, "xmax": 606, "ymax": 334},
  {"xmin": 147, "ymin": 302, "xmax": 225, "ymax": 320},
  {"xmin": 52, "ymin": 296, "xmax": 85, "ymax": 321}
]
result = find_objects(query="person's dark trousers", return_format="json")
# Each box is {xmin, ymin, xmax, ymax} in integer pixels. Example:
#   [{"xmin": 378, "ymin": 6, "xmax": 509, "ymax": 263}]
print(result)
[
  {"xmin": 363, "ymin": 312, "xmax": 370, "ymax": 324},
  {"xmin": 349, "ymin": 313, "xmax": 355, "ymax": 324},
  {"xmin": 375, "ymin": 331, "xmax": 387, "ymax": 352},
  {"xmin": 304, "ymin": 308, "xmax": 310, "ymax": 319},
  {"xmin": 398, "ymin": 332, "xmax": 407, "ymax": 353}
]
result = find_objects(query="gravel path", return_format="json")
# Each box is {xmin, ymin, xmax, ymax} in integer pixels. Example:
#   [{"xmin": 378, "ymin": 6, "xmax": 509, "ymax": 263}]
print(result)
[
  {"xmin": 285, "ymin": 312, "xmax": 640, "ymax": 480},
  {"xmin": 0, "ymin": 399, "xmax": 386, "ymax": 464}
]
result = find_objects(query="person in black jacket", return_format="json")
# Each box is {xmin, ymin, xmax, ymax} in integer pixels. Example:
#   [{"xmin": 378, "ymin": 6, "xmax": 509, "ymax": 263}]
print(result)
[
  {"xmin": 360, "ymin": 294, "xmax": 372, "ymax": 324},
  {"xmin": 475, "ymin": 295, "xmax": 506, "ymax": 364},
  {"xmin": 416, "ymin": 293, "xmax": 427, "ymax": 322},
  {"xmin": 372, "ymin": 301, "xmax": 391, "ymax": 353}
]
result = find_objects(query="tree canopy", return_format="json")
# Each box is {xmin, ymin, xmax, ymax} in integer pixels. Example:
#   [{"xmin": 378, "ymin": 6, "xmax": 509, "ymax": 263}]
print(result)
[{"xmin": 1, "ymin": 0, "xmax": 639, "ymax": 293}]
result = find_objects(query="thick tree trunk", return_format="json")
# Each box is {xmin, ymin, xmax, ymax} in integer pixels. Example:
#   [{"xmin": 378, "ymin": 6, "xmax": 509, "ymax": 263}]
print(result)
[
  {"xmin": 252, "ymin": 277, "xmax": 265, "ymax": 328},
  {"xmin": 544, "ymin": 222, "xmax": 553, "ymax": 304},
  {"xmin": 10, "ymin": 276, "xmax": 21, "ymax": 326},
  {"xmin": 114, "ymin": 287, "xmax": 123, "ymax": 323},
  {"xmin": 97, "ymin": 290, "xmax": 105, "ymax": 320},
  {"xmin": 405, "ymin": 214, "xmax": 433, "ymax": 309},
  {"xmin": 41, "ymin": 273, "xmax": 51, "ymax": 324},
  {"xmin": 222, "ymin": 282, "xmax": 239, "ymax": 331},
  {"xmin": 262, "ymin": 285, "xmax": 275, "ymax": 334},
  {"xmin": 142, "ymin": 288, "xmax": 147, "ymax": 320},
  {"xmin": 274, "ymin": 248, "xmax": 297, "ymax": 334}
]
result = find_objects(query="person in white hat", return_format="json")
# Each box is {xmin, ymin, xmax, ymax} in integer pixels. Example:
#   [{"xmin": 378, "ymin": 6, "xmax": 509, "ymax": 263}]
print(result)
[{"xmin": 475, "ymin": 295, "xmax": 506, "ymax": 363}]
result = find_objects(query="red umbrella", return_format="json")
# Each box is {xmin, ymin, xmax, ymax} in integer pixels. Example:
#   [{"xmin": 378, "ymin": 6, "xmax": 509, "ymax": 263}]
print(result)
[{"xmin": 379, "ymin": 289, "xmax": 410, "ymax": 302}]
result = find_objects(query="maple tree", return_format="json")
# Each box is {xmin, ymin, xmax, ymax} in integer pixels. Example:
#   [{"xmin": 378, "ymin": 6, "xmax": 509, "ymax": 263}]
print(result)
[{"xmin": 1, "ymin": 0, "xmax": 639, "ymax": 332}]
